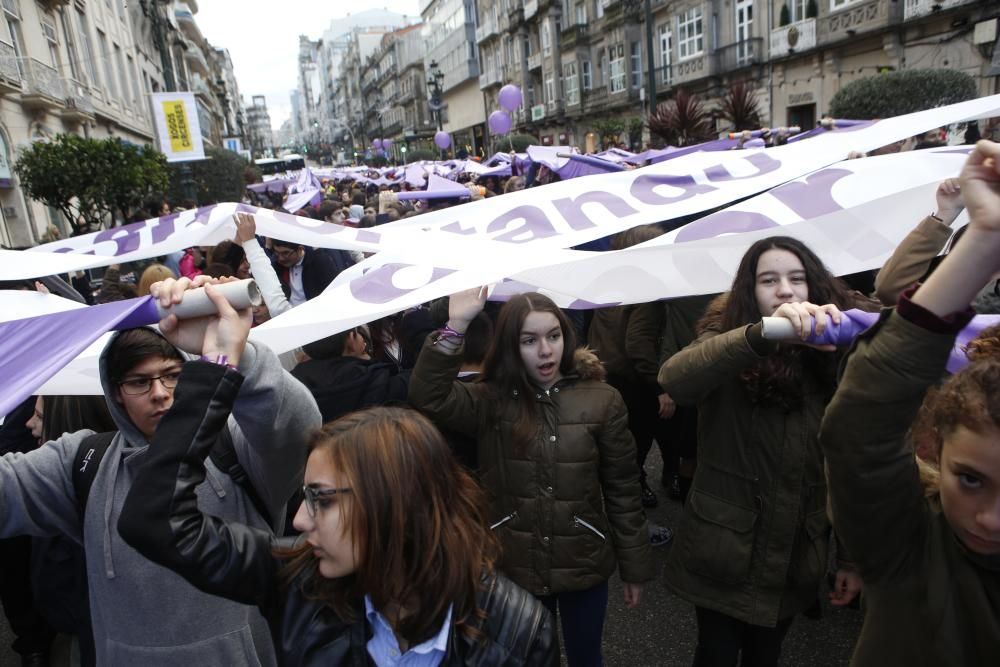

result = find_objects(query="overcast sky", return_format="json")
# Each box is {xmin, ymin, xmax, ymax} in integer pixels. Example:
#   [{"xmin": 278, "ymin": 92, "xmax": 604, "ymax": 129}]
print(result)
[{"xmin": 195, "ymin": 1, "xmax": 422, "ymax": 130}]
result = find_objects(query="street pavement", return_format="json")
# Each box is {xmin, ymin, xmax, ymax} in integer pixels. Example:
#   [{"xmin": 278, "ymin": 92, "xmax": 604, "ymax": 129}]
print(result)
[{"xmin": 0, "ymin": 446, "xmax": 863, "ymax": 666}]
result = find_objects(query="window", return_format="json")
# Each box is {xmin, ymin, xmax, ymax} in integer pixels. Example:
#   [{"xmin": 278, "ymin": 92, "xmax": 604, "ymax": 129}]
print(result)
[
  {"xmin": 830, "ymin": 0, "xmax": 863, "ymax": 11},
  {"xmin": 594, "ymin": 0, "xmax": 604, "ymax": 19},
  {"xmin": 3, "ymin": 4, "xmax": 23, "ymax": 78},
  {"xmin": 115, "ymin": 45, "xmax": 131, "ymax": 110},
  {"xmin": 575, "ymin": 2, "xmax": 587, "ymax": 25},
  {"xmin": 563, "ymin": 61, "xmax": 579, "ymax": 105},
  {"xmin": 677, "ymin": 7, "xmax": 704, "ymax": 60},
  {"xmin": 790, "ymin": 0, "xmax": 808, "ymax": 21},
  {"xmin": 76, "ymin": 9, "xmax": 99, "ymax": 87},
  {"xmin": 541, "ymin": 18, "xmax": 551, "ymax": 56},
  {"xmin": 608, "ymin": 44, "xmax": 625, "ymax": 94},
  {"xmin": 97, "ymin": 31, "xmax": 117, "ymax": 98},
  {"xmin": 581, "ymin": 60, "xmax": 592, "ymax": 90},
  {"xmin": 61, "ymin": 11, "xmax": 83, "ymax": 82},
  {"xmin": 545, "ymin": 75, "xmax": 555, "ymax": 110},
  {"xmin": 630, "ymin": 42, "xmax": 641, "ymax": 89},
  {"xmin": 658, "ymin": 24, "xmax": 672, "ymax": 85}
]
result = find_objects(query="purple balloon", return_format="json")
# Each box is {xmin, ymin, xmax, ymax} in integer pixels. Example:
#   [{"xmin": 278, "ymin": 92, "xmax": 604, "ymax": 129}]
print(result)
[
  {"xmin": 498, "ymin": 84, "xmax": 523, "ymax": 112},
  {"xmin": 382, "ymin": 138, "xmax": 393, "ymax": 150},
  {"xmin": 489, "ymin": 110, "xmax": 512, "ymax": 136},
  {"xmin": 434, "ymin": 131, "xmax": 451, "ymax": 150},
  {"xmin": 373, "ymin": 138, "xmax": 383, "ymax": 150}
]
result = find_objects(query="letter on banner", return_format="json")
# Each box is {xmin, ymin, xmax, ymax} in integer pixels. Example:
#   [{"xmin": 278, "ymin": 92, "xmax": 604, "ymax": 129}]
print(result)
[{"xmin": 151, "ymin": 92, "xmax": 205, "ymax": 162}]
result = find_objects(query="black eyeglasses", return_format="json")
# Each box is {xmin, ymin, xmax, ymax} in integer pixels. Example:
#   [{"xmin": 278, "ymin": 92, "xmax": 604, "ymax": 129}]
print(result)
[
  {"xmin": 302, "ymin": 485, "xmax": 352, "ymax": 517},
  {"xmin": 118, "ymin": 371, "xmax": 182, "ymax": 396}
]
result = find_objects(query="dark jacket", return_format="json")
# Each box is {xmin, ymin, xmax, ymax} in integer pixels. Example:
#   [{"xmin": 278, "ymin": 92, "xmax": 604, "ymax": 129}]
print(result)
[
  {"xmin": 820, "ymin": 303, "xmax": 1000, "ymax": 666},
  {"xmin": 119, "ymin": 362, "xmax": 558, "ymax": 667},
  {"xmin": 588, "ymin": 302, "xmax": 664, "ymax": 395},
  {"xmin": 292, "ymin": 356, "xmax": 410, "ymax": 423},
  {"xmin": 273, "ymin": 247, "xmax": 348, "ymax": 302},
  {"xmin": 409, "ymin": 336, "xmax": 654, "ymax": 596},
  {"xmin": 658, "ymin": 322, "xmax": 838, "ymax": 627}
]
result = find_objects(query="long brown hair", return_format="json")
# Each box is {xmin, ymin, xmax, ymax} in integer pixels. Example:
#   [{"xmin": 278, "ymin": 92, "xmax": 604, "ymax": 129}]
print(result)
[
  {"xmin": 701, "ymin": 236, "xmax": 855, "ymax": 409},
  {"xmin": 276, "ymin": 407, "xmax": 499, "ymax": 645},
  {"xmin": 480, "ymin": 292, "xmax": 577, "ymax": 448}
]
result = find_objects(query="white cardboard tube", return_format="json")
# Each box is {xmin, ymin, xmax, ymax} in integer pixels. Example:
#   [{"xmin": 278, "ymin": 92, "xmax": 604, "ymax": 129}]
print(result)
[
  {"xmin": 155, "ymin": 279, "xmax": 262, "ymax": 320},
  {"xmin": 760, "ymin": 317, "xmax": 797, "ymax": 340}
]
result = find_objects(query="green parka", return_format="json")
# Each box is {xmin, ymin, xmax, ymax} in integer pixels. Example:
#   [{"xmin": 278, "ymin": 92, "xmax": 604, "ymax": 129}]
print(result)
[
  {"xmin": 820, "ymin": 306, "xmax": 1000, "ymax": 665},
  {"xmin": 658, "ymin": 322, "xmax": 837, "ymax": 627},
  {"xmin": 409, "ymin": 335, "xmax": 655, "ymax": 597}
]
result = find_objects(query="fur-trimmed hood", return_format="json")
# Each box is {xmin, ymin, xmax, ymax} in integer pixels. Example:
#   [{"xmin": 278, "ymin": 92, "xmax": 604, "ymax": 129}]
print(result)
[{"xmin": 572, "ymin": 347, "xmax": 607, "ymax": 383}]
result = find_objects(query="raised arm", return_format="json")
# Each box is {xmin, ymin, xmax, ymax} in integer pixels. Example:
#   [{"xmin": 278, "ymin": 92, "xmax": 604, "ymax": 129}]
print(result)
[
  {"xmin": 408, "ymin": 287, "xmax": 490, "ymax": 437},
  {"xmin": 821, "ymin": 141, "xmax": 1000, "ymax": 582},
  {"xmin": 658, "ymin": 325, "xmax": 769, "ymax": 405},
  {"xmin": 872, "ymin": 179, "xmax": 963, "ymax": 306},
  {"xmin": 118, "ymin": 361, "xmax": 280, "ymax": 611},
  {"xmin": 234, "ymin": 212, "xmax": 292, "ymax": 317}
]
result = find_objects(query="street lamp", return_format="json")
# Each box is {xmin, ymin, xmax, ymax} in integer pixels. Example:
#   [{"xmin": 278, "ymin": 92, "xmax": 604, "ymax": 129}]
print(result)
[{"xmin": 427, "ymin": 59, "xmax": 445, "ymax": 158}]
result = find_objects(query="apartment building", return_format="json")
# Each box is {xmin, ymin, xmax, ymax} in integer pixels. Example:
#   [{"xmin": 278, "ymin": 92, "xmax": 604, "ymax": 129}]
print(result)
[
  {"xmin": 475, "ymin": 0, "xmax": 997, "ymax": 147},
  {"xmin": 422, "ymin": 0, "xmax": 487, "ymax": 155},
  {"xmin": 0, "ymin": 0, "xmax": 245, "ymax": 248},
  {"xmin": 245, "ymin": 94, "xmax": 273, "ymax": 156},
  {"xmin": 357, "ymin": 24, "xmax": 434, "ymax": 158}
]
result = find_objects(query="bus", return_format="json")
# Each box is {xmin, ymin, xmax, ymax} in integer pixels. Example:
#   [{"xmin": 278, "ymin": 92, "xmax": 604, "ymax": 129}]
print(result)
[{"xmin": 254, "ymin": 154, "xmax": 306, "ymax": 175}]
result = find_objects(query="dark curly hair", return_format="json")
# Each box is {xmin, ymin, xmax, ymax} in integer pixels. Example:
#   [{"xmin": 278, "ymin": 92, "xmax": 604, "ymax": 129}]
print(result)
[
  {"xmin": 964, "ymin": 324, "xmax": 1000, "ymax": 363},
  {"xmin": 912, "ymin": 359, "xmax": 1000, "ymax": 462}
]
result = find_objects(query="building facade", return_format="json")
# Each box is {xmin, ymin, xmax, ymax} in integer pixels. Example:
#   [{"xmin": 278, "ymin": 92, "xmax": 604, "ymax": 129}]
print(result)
[
  {"xmin": 471, "ymin": 0, "xmax": 997, "ymax": 149},
  {"xmin": 0, "ymin": 0, "xmax": 248, "ymax": 248}
]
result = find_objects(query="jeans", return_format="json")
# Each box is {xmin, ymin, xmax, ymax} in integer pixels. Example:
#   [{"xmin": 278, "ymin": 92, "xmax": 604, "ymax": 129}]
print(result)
[
  {"xmin": 693, "ymin": 606, "xmax": 794, "ymax": 667},
  {"xmin": 537, "ymin": 581, "xmax": 609, "ymax": 667}
]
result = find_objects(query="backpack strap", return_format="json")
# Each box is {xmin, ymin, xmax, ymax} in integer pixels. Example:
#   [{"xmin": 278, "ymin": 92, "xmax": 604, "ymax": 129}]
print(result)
[
  {"xmin": 72, "ymin": 431, "xmax": 116, "ymax": 519},
  {"xmin": 208, "ymin": 426, "xmax": 275, "ymax": 531}
]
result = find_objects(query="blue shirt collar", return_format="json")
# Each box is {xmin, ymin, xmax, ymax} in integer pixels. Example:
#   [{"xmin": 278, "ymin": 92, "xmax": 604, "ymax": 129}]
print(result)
[{"xmin": 364, "ymin": 595, "xmax": 453, "ymax": 656}]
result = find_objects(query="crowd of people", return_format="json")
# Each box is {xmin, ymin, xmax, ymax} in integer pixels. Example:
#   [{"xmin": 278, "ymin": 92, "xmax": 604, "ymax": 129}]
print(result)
[{"xmin": 0, "ymin": 127, "xmax": 998, "ymax": 667}]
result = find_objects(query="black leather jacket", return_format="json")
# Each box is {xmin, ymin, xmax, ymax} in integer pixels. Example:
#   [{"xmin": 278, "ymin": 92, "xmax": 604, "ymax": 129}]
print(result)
[{"xmin": 119, "ymin": 362, "xmax": 557, "ymax": 667}]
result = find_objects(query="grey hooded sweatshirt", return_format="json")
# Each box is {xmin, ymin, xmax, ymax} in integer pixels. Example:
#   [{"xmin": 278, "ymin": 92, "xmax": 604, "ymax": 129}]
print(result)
[{"xmin": 0, "ymin": 331, "xmax": 321, "ymax": 665}]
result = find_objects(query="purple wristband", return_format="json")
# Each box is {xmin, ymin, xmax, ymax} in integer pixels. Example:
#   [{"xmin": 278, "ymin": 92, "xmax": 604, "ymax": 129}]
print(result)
[
  {"xmin": 439, "ymin": 326, "xmax": 466, "ymax": 339},
  {"xmin": 200, "ymin": 354, "xmax": 238, "ymax": 370}
]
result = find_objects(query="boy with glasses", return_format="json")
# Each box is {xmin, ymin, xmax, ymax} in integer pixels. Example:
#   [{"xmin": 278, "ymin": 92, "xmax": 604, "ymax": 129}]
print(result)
[{"xmin": 0, "ymin": 276, "xmax": 321, "ymax": 666}]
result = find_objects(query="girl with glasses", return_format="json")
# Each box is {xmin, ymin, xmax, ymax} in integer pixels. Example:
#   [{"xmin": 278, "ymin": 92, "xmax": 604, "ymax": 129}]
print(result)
[{"xmin": 119, "ymin": 340, "xmax": 557, "ymax": 667}]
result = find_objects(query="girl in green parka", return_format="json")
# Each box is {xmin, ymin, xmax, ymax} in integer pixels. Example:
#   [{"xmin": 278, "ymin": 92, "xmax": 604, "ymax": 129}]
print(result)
[
  {"xmin": 658, "ymin": 236, "xmax": 874, "ymax": 667},
  {"xmin": 820, "ymin": 140, "xmax": 1000, "ymax": 666}
]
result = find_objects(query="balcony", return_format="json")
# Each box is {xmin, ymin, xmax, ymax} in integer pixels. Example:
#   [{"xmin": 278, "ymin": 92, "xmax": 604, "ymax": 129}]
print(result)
[
  {"xmin": 60, "ymin": 79, "xmax": 94, "ymax": 123},
  {"xmin": 561, "ymin": 23, "xmax": 590, "ymax": 49},
  {"xmin": 715, "ymin": 38, "xmax": 763, "ymax": 72},
  {"xmin": 770, "ymin": 18, "xmax": 817, "ymax": 58},
  {"xmin": 191, "ymin": 73, "xmax": 214, "ymax": 100},
  {"xmin": 174, "ymin": 2, "xmax": 204, "ymax": 43},
  {"xmin": 903, "ymin": 0, "xmax": 976, "ymax": 20},
  {"xmin": 20, "ymin": 59, "xmax": 65, "ymax": 111},
  {"xmin": 0, "ymin": 41, "xmax": 21, "ymax": 95},
  {"xmin": 604, "ymin": 1, "xmax": 626, "ymax": 27},
  {"xmin": 479, "ymin": 68, "xmax": 503, "ymax": 90},
  {"xmin": 528, "ymin": 53, "xmax": 542, "ymax": 71},
  {"xmin": 183, "ymin": 42, "xmax": 211, "ymax": 77},
  {"xmin": 475, "ymin": 18, "xmax": 499, "ymax": 44},
  {"xmin": 820, "ymin": 0, "xmax": 902, "ymax": 46},
  {"xmin": 524, "ymin": 0, "xmax": 538, "ymax": 20},
  {"xmin": 672, "ymin": 53, "xmax": 715, "ymax": 85}
]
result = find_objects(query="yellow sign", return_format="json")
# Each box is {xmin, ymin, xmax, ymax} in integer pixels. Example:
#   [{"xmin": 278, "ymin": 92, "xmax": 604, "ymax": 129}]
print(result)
[{"xmin": 161, "ymin": 100, "xmax": 193, "ymax": 153}]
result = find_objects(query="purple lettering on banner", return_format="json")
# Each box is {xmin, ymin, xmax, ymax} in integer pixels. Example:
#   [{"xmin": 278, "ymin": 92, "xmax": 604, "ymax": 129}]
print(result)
[
  {"xmin": 440, "ymin": 220, "xmax": 478, "ymax": 236},
  {"xmin": 566, "ymin": 298, "xmax": 623, "ymax": 309},
  {"xmin": 93, "ymin": 222, "xmax": 145, "ymax": 257},
  {"xmin": 356, "ymin": 230, "xmax": 381, "ymax": 244},
  {"xmin": 486, "ymin": 206, "xmax": 559, "ymax": 243},
  {"xmin": 770, "ymin": 168, "xmax": 851, "ymax": 219},
  {"xmin": 703, "ymin": 153, "xmax": 781, "ymax": 182},
  {"xmin": 350, "ymin": 263, "xmax": 457, "ymax": 304},
  {"xmin": 150, "ymin": 213, "xmax": 180, "ymax": 245},
  {"xmin": 675, "ymin": 211, "xmax": 781, "ymax": 243},
  {"xmin": 630, "ymin": 174, "xmax": 716, "ymax": 206},
  {"xmin": 53, "ymin": 247, "xmax": 96, "ymax": 255},
  {"xmin": 551, "ymin": 191, "xmax": 638, "ymax": 231}
]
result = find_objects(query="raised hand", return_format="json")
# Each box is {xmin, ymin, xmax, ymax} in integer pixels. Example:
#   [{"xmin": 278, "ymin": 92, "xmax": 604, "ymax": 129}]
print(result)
[
  {"xmin": 960, "ymin": 140, "xmax": 1000, "ymax": 233},
  {"xmin": 934, "ymin": 178, "xmax": 963, "ymax": 225},
  {"xmin": 152, "ymin": 276, "xmax": 252, "ymax": 360},
  {"xmin": 233, "ymin": 212, "xmax": 258, "ymax": 245},
  {"xmin": 446, "ymin": 286, "xmax": 488, "ymax": 334}
]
